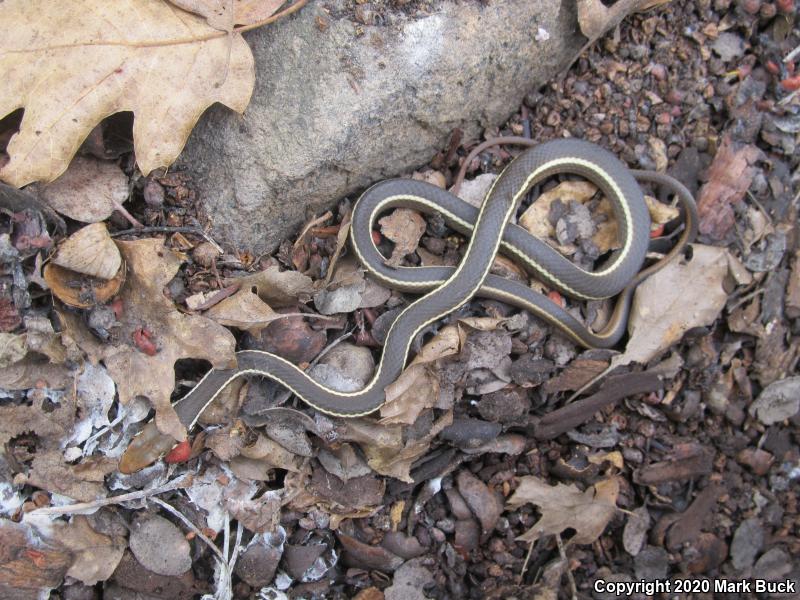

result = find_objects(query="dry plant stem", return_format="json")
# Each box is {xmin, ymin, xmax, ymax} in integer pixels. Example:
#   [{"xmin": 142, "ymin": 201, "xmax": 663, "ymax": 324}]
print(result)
[
  {"xmin": 110, "ymin": 225, "xmax": 224, "ymax": 253},
  {"xmin": 112, "ymin": 200, "xmax": 144, "ymax": 228},
  {"xmin": 27, "ymin": 475, "xmax": 191, "ymax": 516},
  {"xmin": 556, "ymin": 533, "xmax": 578, "ymax": 600},
  {"xmin": 451, "ymin": 136, "xmax": 538, "ymax": 196},
  {"xmin": 152, "ymin": 501, "xmax": 236, "ymax": 600},
  {"xmin": 785, "ymin": 43, "xmax": 800, "ymax": 63},
  {"xmin": 309, "ymin": 328, "xmax": 355, "ymax": 368},
  {"xmin": 727, "ymin": 285, "xmax": 765, "ymax": 312},
  {"xmin": 229, "ymin": 520, "xmax": 244, "ymax": 571},
  {"xmin": 534, "ymin": 371, "xmax": 663, "ymax": 440},
  {"xmin": 324, "ymin": 209, "xmax": 352, "ymax": 285},
  {"xmin": 778, "ymin": 89, "xmax": 799, "ymax": 106},
  {"xmin": 82, "ymin": 411, "xmax": 127, "ymax": 450},
  {"xmin": 193, "ymin": 282, "xmax": 242, "ymax": 310},
  {"xmin": 293, "ymin": 210, "xmax": 333, "ymax": 250},
  {"xmin": 519, "ymin": 539, "xmax": 536, "ymax": 584},
  {"xmin": 566, "ymin": 364, "xmax": 615, "ymax": 402},
  {"xmin": 746, "ymin": 190, "xmax": 774, "ymax": 227},
  {"xmin": 151, "ymin": 497, "xmax": 227, "ymax": 563}
]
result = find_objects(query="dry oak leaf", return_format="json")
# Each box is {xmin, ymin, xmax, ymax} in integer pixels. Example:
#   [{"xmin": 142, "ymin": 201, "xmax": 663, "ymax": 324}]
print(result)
[
  {"xmin": 52, "ymin": 515, "xmax": 126, "ymax": 586},
  {"xmin": 0, "ymin": 333, "xmax": 27, "ymax": 369},
  {"xmin": 0, "ymin": 0, "xmax": 255, "ymax": 187},
  {"xmin": 611, "ymin": 244, "xmax": 730, "ymax": 368},
  {"xmin": 519, "ymin": 181, "xmax": 678, "ymax": 255},
  {"xmin": 100, "ymin": 238, "xmax": 236, "ymax": 441},
  {"xmin": 0, "ymin": 389, "xmax": 76, "ymax": 447},
  {"xmin": 237, "ymin": 265, "xmax": 316, "ymax": 308},
  {"xmin": 380, "ymin": 323, "xmax": 464, "ymax": 425},
  {"xmin": 507, "ymin": 476, "xmax": 620, "ymax": 545},
  {"xmin": 341, "ymin": 411, "xmax": 454, "ymax": 482},
  {"xmin": 38, "ymin": 157, "xmax": 129, "ymax": 223},
  {"xmin": 696, "ymin": 134, "xmax": 765, "ymax": 240},
  {"xmin": 0, "ymin": 357, "xmax": 72, "ymax": 391},
  {"xmin": 204, "ymin": 286, "xmax": 283, "ymax": 334},
  {"xmin": 52, "ymin": 223, "xmax": 122, "ymax": 280},
  {"xmin": 28, "ymin": 451, "xmax": 118, "ymax": 503},
  {"xmin": 378, "ymin": 208, "xmax": 427, "ymax": 266}
]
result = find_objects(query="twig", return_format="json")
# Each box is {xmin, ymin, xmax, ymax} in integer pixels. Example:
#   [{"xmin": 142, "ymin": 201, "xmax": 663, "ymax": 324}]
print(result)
[
  {"xmin": 222, "ymin": 510, "xmax": 230, "ymax": 564},
  {"xmin": 111, "ymin": 199, "xmax": 144, "ymax": 228},
  {"xmin": 534, "ymin": 371, "xmax": 663, "ymax": 440},
  {"xmin": 192, "ymin": 283, "xmax": 242, "ymax": 310},
  {"xmin": 784, "ymin": 43, "xmax": 800, "ymax": 64},
  {"xmin": 216, "ymin": 510, "xmax": 234, "ymax": 600},
  {"xmin": 309, "ymin": 328, "xmax": 354, "ymax": 368},
  {"xmin": 151, "ymin": 497, "xmax": 226, "ymax": 563},
  {"xmin": 0, "ymin": 183, "xmax": 67, "ymax": 234},
  {"xmin": 556, "ymin": 533, "xmax": 577, "ymax": 600},
  {"xmin": 519, "ymin": 539, "xmax": 536, "ymax": 584},
  {"xmin": 778, "ymin": 88, "xmax": 800, "ymax": 106},
  {"xmin": 293, "ymin": 210, "xmax": 333, "ymax": 250},
  {"xmin": 324, "ymin": 209, "xmax": 352, "ymax": 286},
  {"xmin": 110, "ymin": 225, "xmax": 224, "ymax": 253},
  {"xmin": 746, "ymin": 190, "xmax": 774, "ymax": 228},
  {"xmin": 565, "ymin": 364, "xmax": 614, "ymax": 402},
  {"xmin": 27, "ymin": 475, "xmax": 191, "ymax": 516},
  {"xmin": 451, "ymin": 136, "xmax": 537, "ymax": 196},
  {"xmin": 727, "ymin": 286, "xmax": 765, "ymax": 312},
  {"xmin": 229, "ymin": 520, "xmax": 244, "ymax": 572},
  {"xmin": 82, "ymin": 411, "xmax": 126, "ymax": 451}
]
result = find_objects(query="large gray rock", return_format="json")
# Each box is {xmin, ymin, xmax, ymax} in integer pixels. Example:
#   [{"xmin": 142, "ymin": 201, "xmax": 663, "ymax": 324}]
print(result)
[{"xmin": 179, "ymin": 0, "xmax": 586, "ymax": 253}]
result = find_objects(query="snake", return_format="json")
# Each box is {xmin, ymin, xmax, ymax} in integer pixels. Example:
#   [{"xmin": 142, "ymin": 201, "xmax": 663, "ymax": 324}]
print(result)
[
  {"xmin": 120, "ymin": 139, "xmax": 697, "ymax": 470},
  {"xmin": 159, "ymin": 137, "xmax": 698, "ymax": 428}
]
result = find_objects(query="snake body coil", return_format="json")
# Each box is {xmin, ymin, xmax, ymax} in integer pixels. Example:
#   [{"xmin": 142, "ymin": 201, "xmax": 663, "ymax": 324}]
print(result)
[{"xmin": 172, "ymin": 139, "xmax": 696, "ymax": 424}]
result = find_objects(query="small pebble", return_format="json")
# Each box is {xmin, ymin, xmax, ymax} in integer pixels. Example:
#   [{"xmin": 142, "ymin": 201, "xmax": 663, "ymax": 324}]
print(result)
[
  {"xmin": 760, "ymin": 2, "xmax": 777, "ymax": 17},
  {"xmin": 192, "ymin": 241, "xmax": 220, "ymax": 267},
  {"xmin": 666, "ymin": 89, "xmax": 685, "ymax": 104},
  {"xmin": 740, "ymin": 0, "xmax": 761, "ymax": 14},
  {"xmin": 435, "ymin": 518, "xmax": 455, "ymax": 534},
  {"xmin": 142, "ymin": 178, "xmax": 165, "ymax": 208},
  {"xmin": 650, "ymin": 63, "xmax": 667, "ymax": 81},
  {"xmin": 692, "ymin": 136, "xmax": 709, "ymax": 152}
]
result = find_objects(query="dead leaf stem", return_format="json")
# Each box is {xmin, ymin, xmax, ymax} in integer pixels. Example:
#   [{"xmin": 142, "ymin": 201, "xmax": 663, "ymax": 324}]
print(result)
[
  {"xmin": 556, "ymin": 533, "xmax": 578, "ymax": 600},
  {"xmin": 534, "ymin": 371, "xmax": 663, "ymax": 440},
  {"xmin": 110, "ymin": 226, "xmax": 224, "ymax": 253},
  {"xmin": 26, "ymin": 474, "xmax": 191, "ymax": 516},
  {"xmin": 151, "ymin": 497, "xmax": 226, "ymax": 562}
]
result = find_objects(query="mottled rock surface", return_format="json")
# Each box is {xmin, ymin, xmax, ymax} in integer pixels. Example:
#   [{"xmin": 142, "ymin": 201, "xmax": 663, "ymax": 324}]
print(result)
[{"xmin": 179, "ymin": 0, "xmax": 586, "ymax": 252}]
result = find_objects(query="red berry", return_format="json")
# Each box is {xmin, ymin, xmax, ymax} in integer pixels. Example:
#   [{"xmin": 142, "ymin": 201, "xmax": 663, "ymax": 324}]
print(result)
[
  {"xmin": 165, "ymin": 440, "xmax": 192, "ymax": 464},
  {"xmin": 547, "ymin": 290, "xmax": 566, "ymax": 308},
  {"xmin": 132, "ymin": 328, "xmax": 158, "ymax": 356},
  {"xmin": 780, "ymin": 74, "xmax": 800, "ymax": 91}
]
